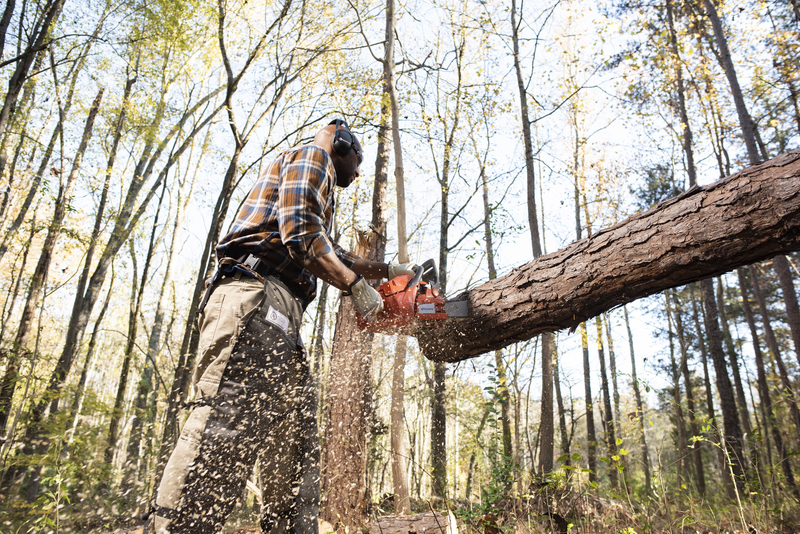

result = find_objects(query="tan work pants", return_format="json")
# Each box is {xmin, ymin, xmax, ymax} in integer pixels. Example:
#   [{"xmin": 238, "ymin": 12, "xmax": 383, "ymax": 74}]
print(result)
[{"xmin": 151, "ymin": 275, "xmax": 318, "ymax": 534}]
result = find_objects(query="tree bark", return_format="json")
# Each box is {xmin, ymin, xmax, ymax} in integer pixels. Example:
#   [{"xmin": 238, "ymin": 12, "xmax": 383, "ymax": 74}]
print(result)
[
  {"xmin": 418, "ymin": 151, "xmax": 800, "ymax": 361},
  {"xmin": 321, "ymin": 298, "xmax": 374, "ymax": 531}
]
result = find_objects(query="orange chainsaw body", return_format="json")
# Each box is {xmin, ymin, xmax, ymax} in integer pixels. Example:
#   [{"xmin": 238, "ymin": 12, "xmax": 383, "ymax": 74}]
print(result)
[{"xmin": 356, "ymin": 274, "xmax": 448, "ymax": 334}]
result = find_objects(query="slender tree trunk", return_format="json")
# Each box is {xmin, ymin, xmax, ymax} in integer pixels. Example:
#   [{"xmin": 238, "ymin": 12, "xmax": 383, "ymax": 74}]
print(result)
[
  {"xmin": 671, "ymin": 291, "xmax": 706, "ymax": 495},
  {"xmin": 737, "ymin": 267, "xmax": 798, "ymax": 495},
  {"xmin": 465, "ymin": 406, "xmax": 490, "ymax": 500},
  {"xmin": 603, "ymin": 313, "xmax": 620, "ymax": 428},
  {"xmin": 748, "ymin": 264, "xmax": 800, "ymax": 435},
  {"xmin": 594, "ymin": 316, "xmax": 617, "ymax": 486},
  {"xmin": 701, "ymin": 0, "xmax": 760, "ymax": 165},
  {"xmin": 700, "ymin": 278, "xmax": 746, "ymax": 489},
  {"xmin": 0, "ymin": 0, "xmax": 15, "ymax": 59},
  {"xmin": 554, "ymin": 348, "xmax": 569, "ymax": 460},
  {"xmin": 68, "ymin": 267, "xmax": 115, "ymax": 434},
  {"xmin": 539, "ymin": 335, "xmax": 554, "ymax": 476},
  {"xmin": 581, "ymin": 322, "xmax": 597, "ymax": 483},
  {"xmin": 665, "ymin": 293, "xmax": 687, "ymax": 491},
  {"xmin": 666, "ymin": 0, "xmax": 697, "ymax": 187},
  {"xmin": 773, "ymin": 254, "xmax": 800, "ymax": 366},
  {"xmin": 715, "ymin": 277, "xmax": 754, "ymax": 437},
  {"xmin": 624, "ymin": 304, "xmax": 651, "ymax": 494},
  {"xmin": 380, "ymin": 0, "xmax": 409, "ymax": 511}
]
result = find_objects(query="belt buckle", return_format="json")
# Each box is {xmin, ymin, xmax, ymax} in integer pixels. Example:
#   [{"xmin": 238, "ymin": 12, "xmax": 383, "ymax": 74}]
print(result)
[{"xmin": 243, "ymin": 254, "xmax": 261, "ymax": 271}]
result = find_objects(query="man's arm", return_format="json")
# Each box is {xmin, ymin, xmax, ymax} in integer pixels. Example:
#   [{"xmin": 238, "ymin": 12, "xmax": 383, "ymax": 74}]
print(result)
[
  {"xmin": 303, "ymin": 251, "xmax": 360, "ymax": 291},
  {"xmin": 304, "ymin": 254, "xmax": 388, "ymax": 290}
]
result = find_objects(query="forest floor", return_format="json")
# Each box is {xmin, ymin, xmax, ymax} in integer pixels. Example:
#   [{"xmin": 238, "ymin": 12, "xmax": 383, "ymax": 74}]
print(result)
[{"xmin": 103, "ymin": 493, "xmax": 800, "ymax": 534}]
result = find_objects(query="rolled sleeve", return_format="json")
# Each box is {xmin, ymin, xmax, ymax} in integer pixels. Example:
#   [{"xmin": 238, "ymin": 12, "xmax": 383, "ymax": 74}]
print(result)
[
  {"xmin": 277, "ymin": 147, "xmax": 334, "ymax": 265},
  {"xmin": 333, "ymin": 243, "xmax": 360, "ymax": 268}
]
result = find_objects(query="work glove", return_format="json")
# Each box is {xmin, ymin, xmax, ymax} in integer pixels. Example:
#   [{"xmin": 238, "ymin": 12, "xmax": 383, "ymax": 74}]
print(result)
[
  {"xmin": 349, "ymin": 275, "xmax": 384, "ymax": 322},
  {"xmin": 387, "ymin": 262, "xmax": 418, "ymax": 279}
]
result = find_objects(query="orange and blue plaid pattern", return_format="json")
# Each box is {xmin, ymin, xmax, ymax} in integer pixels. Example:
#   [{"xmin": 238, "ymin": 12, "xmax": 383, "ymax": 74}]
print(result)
[{"xmin": 216, "ymin": 145, "xmax": 359, "ymax": 302}]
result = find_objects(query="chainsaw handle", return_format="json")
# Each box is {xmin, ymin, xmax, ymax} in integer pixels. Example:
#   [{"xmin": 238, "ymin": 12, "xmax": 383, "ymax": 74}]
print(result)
[
  {"xmin": 403, "ymin": 259, "xmax": 438, "ymax": 291},
  {"xmin": 420, "ymin": 259, "xmax": 438, "ymax": 290},
  {"xmin": 404, "ymin": 262, "xmax": 425, "ymax": 291}
]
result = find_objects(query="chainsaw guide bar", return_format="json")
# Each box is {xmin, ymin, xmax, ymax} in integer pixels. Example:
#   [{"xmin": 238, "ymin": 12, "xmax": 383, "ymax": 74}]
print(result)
[{"xmin": 355, "ymin": 259, "xmax": 469, "ymax": 335}]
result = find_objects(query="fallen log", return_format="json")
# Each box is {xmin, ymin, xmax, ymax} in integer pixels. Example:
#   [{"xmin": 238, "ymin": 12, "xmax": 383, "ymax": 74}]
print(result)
[{"xmin": 418, "ymin": 150, "xmax": 800, "ymax": 362}]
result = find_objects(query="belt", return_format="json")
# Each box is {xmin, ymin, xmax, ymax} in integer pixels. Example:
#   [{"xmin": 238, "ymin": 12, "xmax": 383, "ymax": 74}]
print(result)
[{"xmin": 222, "ymin": 250, "xmax": 309, "ymax": 307}]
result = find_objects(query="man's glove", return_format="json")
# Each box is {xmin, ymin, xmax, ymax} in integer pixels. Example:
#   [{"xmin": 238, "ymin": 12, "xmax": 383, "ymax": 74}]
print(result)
[
  {"xmin": 349, "ymin": 276, "xmax": 383, "ymax": 322},
  {"xmin": 387, "ymin": 262, "xmax": 418, "ymax": 279}
]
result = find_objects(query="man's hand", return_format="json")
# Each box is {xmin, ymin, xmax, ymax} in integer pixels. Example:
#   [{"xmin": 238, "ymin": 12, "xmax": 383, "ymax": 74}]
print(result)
[
  {"xmin": 350, "ymin": 276, "xmax": 383, "ymax": 322},
  {"xmin": 388, "ymin": 262, "xmax": 418, "ymax": 279}
]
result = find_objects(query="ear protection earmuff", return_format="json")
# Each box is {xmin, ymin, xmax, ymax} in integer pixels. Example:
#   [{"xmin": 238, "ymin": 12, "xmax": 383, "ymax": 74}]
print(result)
[{"xmin": 329, "ymin": 118, "xmax": 354, "ymax": 157}]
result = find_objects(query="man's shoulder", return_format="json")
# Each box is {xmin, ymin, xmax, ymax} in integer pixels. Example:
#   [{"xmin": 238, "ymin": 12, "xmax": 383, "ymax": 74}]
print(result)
[{"xmin": 284, "ymin": 144, "xmax": 331, "ymax": 163}]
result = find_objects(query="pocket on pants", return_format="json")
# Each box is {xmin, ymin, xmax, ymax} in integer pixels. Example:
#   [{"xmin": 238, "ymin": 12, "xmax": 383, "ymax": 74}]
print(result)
[{"xmin": 195, "ymin": 278, "xmax": 265, "ymax": 398}]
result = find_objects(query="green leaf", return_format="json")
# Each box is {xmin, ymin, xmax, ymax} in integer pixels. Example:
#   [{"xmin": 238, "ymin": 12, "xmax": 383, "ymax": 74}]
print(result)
[
  {"xmin": 619, "ymin": 448, "xmax": 630, "ymax": 456},
  {"xmin": 588, "ymin": 481, "xmax": 598, "ymax": 489},
  {"xmin": 571, "ymin": 453, "xmax": 582, "ymax": 462},
  {"xmin": 599, "ymin": 456, "xmax": 610, "ymax": 464},
  {"xmin": 616, "ymin": 438, "xmax": 623, "ymax": 446},
  {"xmin": 611, "ymin": 455, "xmax": 620, "ymax": 462},
  {"xmin": 557, "ymin": 455, "xmax": 568, "ymax": 463}
]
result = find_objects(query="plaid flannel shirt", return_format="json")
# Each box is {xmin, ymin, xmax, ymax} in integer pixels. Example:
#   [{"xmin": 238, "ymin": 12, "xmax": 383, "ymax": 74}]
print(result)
[{"xmin": 216, "ymin": 145, "xmax": 360, "ymax": 304}]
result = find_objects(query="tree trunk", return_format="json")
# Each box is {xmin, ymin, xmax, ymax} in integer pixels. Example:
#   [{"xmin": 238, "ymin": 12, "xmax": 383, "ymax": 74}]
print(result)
[
  {"xmin": 417, "ymin": 151, "xmax": 800, "ymax": 361},
  {"xmin": 665, "ymin": 293, "xmax": 688, "ymax": 491},
  {"xmin": 67, "ymin": 267, "xmax": 115, "ymax": 434},
  {"xmin": 700, "ymin": 277, "xmax": 746, "ymax": 489},
  {"xmin": 581, "ymin": 322, "xmax": 597, "ymax": 483},
  {"xmin": 772, "ymin": 254, "xmax": 800, "ymax": 366},
  {"xmin": 553, "ymin": 347, "xmax": 569, "ymax": 461},
  {"xmin": 321, "ymin": 298, "xmax": 375, "ymax": 531},
  {"xmin": 624, "ymin": 304, "xmax": 651, "ymax": 495},
  {"xmin": 701, "ymin": 0, "xmax": 760, "ymax": 165},
  {"xmin": 715, "ymin": 276, "xmax": 754, "ymax": 444},
  {"xmin": 737, "ymin": 267, "xmax": 798, "ymax": 495},
  {"xmin": 594, "ymin": 316, "xmax": 617, "ymax": 486},
  {"xmin": 671, "ymin": 291, "xmax": 706, "ymax": 495},
  {"xmin": 689, "ymin": 285, "xmax": 734, "ymax": 497},
  {"xmin": 748, "ymin": 264, "xmax": 800, "ymax": 435},
  {"xmin": 665, "ymin": 0, "xmax": 696, "ymax": 187}
]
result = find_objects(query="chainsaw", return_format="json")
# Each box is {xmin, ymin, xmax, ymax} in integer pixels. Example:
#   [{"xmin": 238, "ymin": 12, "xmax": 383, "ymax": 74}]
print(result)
[{"xmin": 356, "ymin": 259, "xmax": 468, "ymax": 335}]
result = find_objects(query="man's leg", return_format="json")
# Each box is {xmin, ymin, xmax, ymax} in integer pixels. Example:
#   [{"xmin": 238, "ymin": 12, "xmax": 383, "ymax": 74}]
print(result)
[
  {"xmin": 258, "ymin": 344, "xmax": 319, "ymax": 534},
  {"xmin": 151, "ymin": 276, "xmax": 308, "ymax": 533},
  {"xmin": 150, "ymin": 277, "xmax": 265, "ymax": 533}
]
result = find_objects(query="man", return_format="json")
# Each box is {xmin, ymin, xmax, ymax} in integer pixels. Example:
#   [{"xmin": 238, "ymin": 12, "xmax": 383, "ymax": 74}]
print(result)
[{"xmin": 149, "ymin": 119, "xmax": 416, "ymax": 533}]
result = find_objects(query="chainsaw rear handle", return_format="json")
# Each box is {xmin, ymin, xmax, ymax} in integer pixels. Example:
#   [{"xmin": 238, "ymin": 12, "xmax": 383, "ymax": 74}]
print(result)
[{"xmin": 403, "ymin": 259, "xmax": 438, "ymax": 291}]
